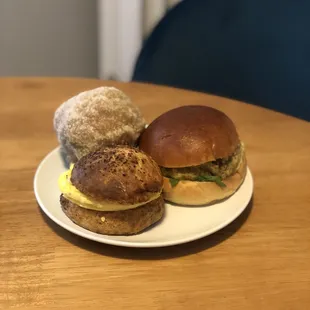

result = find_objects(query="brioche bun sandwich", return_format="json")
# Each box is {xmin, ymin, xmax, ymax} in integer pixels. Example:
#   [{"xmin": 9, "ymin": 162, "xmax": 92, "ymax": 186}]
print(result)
[
  {"xmin": 139, "ymin": 105, "xmax": 247, "ymax": 205},
  {"xmin": 58, "ymin": 146, "xmax": 164, "ymax": 235}
]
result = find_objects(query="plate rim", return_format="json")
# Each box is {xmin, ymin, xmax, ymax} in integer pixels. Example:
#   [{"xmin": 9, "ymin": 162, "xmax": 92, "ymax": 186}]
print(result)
[{"xmin": 34, "ymin": 147, "xmax": 254, "ymax": 248}]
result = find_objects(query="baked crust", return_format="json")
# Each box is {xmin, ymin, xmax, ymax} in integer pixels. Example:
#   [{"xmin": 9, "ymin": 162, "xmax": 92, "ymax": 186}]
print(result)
[
  {"xmin": 60, "ymin": 195, "xmax": 165, "ymax": 235},
  {"xmin": 139, "ymin": 105, "xmax": 240, "ymax": 167},
  {"xmin": 71, "ymin": 146, "xmax": 163, "ymax": 204}
]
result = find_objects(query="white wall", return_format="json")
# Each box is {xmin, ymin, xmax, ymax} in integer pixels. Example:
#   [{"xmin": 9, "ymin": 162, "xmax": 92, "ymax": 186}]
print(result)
[
  {"xmin": 97, "ymin": 0, "xmax": 143, "ymax": 81},
  {"xmin": 0, "ymin": 0, "xmax": 98, "ymax": 77},
  {"xmin": 97, "ymin": 0, "xmax": 182, "ymax": 81}
]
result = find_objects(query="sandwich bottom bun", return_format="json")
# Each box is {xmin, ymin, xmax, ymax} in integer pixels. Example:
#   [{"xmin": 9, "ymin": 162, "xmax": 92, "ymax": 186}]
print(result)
[
  {"xmin": 163, "ymin": 155, "xmax": 247, "ymax": 206},
  {"xmin": 60, "ymin": 195, "xmax": 164, "ymax": 235}
]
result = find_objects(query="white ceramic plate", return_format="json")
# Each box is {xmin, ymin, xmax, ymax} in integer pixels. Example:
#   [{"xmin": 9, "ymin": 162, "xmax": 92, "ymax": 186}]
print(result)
[{"xmin": 34, "ymin": 147, "xmax": 254, "ymax": 248}]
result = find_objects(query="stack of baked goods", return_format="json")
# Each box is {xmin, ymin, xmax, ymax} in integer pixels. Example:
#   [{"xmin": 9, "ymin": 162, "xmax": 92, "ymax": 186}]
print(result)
[{"xmin": 54, "ymin": 86, "xmax": 247, "ymax": 236}]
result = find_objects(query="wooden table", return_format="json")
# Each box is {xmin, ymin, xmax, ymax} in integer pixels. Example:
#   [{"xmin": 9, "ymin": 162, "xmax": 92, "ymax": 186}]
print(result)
[{"xmin": 1, "ymin": 77, "xmax": 310, "ymax": 310}]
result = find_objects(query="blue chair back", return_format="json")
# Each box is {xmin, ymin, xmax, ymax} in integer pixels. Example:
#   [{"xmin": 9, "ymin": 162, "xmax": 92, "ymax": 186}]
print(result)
[{"xmin": 133, "ymin": 0, "xmax": 310, "ymax": 121}]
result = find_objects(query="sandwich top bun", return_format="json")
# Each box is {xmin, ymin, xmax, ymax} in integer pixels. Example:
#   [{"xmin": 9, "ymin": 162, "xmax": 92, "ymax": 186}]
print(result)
[
  {"xmin": 58, "ymin": 146, "xmax": 163, "ymax": 211},
  {"xmin": 139, "ymin": 105, "xmax": 240, "ymax": 168},
  {"xmin": 54, "ymin": 87, "xmax": 146, "ymax": 164}
]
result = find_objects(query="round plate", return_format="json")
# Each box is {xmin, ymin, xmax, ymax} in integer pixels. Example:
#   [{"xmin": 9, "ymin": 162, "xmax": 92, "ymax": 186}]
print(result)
[{"xmin": 34, "ymin": 147, "xmax": 253, "ymax": 248}]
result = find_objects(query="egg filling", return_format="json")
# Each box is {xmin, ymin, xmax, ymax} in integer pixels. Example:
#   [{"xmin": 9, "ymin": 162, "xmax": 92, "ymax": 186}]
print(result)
[{"xmin": 58, "ymin": 164, "xmax": 161, "ymax": 212}]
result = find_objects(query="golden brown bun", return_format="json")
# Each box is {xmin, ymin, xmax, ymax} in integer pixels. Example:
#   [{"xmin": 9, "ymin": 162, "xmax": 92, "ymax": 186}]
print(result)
[
  {"xmin": 71, "ymin": 146, "xmax": 163, "ymax": 204},
  {"xmin": 162, "ymin": 153, "xmax": 247, "ymax": 205},
  {"xmin": 60, "ymin": 195, "xmax": 165, "ymax": 235},
  {"xmin": 139, "ymin": 105, "xmax": 240, "ymax": 167}
]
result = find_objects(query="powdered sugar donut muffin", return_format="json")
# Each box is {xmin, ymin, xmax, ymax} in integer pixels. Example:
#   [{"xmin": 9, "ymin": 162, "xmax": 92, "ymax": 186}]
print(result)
[{"xmin": 53, "ymin": 87, "xmax": 146, "ymax": 164}]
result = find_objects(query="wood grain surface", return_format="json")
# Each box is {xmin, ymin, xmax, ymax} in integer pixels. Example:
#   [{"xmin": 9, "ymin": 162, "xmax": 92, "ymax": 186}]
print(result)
[{"xmin": 1, "ymin": 77, "xmax": 310, "ymax": 310}]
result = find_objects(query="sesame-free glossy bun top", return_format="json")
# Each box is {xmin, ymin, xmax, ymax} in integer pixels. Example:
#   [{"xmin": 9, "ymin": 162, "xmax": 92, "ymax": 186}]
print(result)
[{"xmin": 139, "ymin": 105, "xmax": 240, "ymax": 168}]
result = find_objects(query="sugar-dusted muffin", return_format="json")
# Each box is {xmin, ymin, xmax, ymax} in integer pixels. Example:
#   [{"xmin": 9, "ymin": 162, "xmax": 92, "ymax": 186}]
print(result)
[{"xmin": 54, "ymin": 86, "xmax": 146, "ymax": 164}]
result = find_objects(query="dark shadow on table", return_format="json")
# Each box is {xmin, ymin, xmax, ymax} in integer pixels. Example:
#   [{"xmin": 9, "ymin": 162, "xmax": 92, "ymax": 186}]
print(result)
[{"xmin": 39, "ymin": 196, "xmax": 254, "ymax": 260}]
